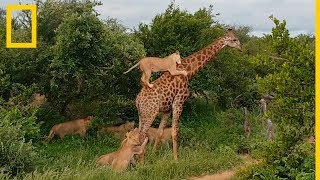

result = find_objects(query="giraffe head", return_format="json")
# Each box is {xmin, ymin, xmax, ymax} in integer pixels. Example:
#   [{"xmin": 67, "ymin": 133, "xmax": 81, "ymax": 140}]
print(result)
[{"xmin": 223, "ymin": 28, "xmax": 242, "ymax": 51}]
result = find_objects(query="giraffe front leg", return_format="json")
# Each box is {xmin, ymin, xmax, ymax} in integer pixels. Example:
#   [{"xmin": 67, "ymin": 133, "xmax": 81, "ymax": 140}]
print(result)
[
  {"xmin": 136, "ymin": 133, "xmax": 147, "ymax": 165},
  {"xmin": 171, "ymin": 96, "xmax": 187, "ymax": 161},
  {"xmin": 152, "ymin": 110, "xmax": 171, "ymax": 153},
  {"xmin": 172, "ymin": 108, "xmax": 182, "ymax": 161},
  {"xmin": 138, "ymin": 112, "xmax": 158, "ymax": 164},
  {"xmin": 172, "ymin": 118, "xmax": 180, "ymax": 161}
]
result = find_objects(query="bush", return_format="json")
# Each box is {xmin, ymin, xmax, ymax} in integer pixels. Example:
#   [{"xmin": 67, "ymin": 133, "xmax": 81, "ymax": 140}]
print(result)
[
  {"xmin": 0, "ymin": 108, "xmax": 39, "ymax": 177},
  {"xmin": 239, "ymin": 17, "xmax": 315, "ymax": 179}
]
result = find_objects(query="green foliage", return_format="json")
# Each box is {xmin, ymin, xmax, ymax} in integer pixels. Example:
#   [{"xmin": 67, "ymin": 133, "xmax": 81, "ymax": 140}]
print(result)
[
  {"xmin": 0, "ymin": 107, "xmax": 39, "ymax": 177},
  {"xmin": 257, "ymin": 17, "xmax": 314, "ymax": 134},
  {"xmin": 268, "ymin": 15, "xmax": 290, "ymax": 55},
  {"xmin": 238, "ymin": 142, "xmax": 315, "ymax": 180},
  {"xmin": 182, "ymin": 104, "xmax": 247, "ymax": 149},
  {"xmin": 48, "ymin": 11, "xmax": 145, "ymax": 116},
  {"xmin": 49, "ymin": 11, "xmax": 110, "ymax": 111},
  {"xmin": 190, "ymin": 50, "xmax": 257, "ymax": 108},
  {"xmin": 37, "ymin": 0, "xmax": 101, "ymax": 44},
  {"xmin": 0, "ymin": 84, "xmax": 41, "ymax": 140},
  {"xmin": 0, "ymin": 27, "xmax": 51, "ymax": 103},
  {"xmin": 98, "ymin": 19, "xmax": 145, "ymax": 98},
  {"xmin": 0, "ymin": 108, "xmax": 40, "ymax": 140},
  {"xmin": 240, "ymin": 17, "xmax": 315, "ymax": 179},
  {"xmin": 135, "ymin": 3, "xmax": 222, "ymax": 57}
]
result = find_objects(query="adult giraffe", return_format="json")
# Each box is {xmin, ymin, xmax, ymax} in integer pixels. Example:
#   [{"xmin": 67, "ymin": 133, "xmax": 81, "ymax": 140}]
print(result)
[{"xmin": 136, "ymin": 28, "xmax": 242, "ymax": 163}]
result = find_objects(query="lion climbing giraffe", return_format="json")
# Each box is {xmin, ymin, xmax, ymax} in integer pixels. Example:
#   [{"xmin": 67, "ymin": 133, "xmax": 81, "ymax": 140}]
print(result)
[{"xmin": 135, "ymin": 28, "xmax": 242, "ymax": 163}]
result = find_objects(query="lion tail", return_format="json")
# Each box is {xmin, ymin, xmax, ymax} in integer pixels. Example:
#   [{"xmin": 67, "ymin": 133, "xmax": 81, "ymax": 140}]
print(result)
[
  {"xmin": 123, "ymin": 62, "xmax": 140, "ymax": 74},
  {"xmin": 45, "ymin": 128, "xmax": 55, "ymax": 142}
]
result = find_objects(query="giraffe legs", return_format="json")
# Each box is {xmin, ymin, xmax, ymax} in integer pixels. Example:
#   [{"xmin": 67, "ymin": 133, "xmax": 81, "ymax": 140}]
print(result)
[
  {"xmin": 152, "ymin": 110, "xmax": 171, "ymax": 153},
  {"xmin": 137, "ymin": 112, "xmax": 158, "ymax": 164},
  {"xmin": 171, "ymin": 96, "xmax": 187, "ymax": 160}
]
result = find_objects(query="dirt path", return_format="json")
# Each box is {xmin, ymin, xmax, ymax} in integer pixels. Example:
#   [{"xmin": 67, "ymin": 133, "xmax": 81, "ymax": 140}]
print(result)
[
  {"xmin": 189, "ymin": 155, "xmax": 259, "ymax": 180},
  {"xmin": 189, "ymin": 170, "xmax": 235, "ymax": 180}
]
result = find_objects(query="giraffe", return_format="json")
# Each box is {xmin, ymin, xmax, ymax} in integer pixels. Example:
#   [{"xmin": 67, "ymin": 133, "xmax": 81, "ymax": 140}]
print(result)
[{"xmin": 135, "ymin": 28, "xmax": 242, "ymax": 163}]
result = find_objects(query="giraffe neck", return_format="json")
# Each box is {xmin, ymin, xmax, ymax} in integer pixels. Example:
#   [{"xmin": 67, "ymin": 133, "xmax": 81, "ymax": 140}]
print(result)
[{"xmin": 179, "ymin": 36, "xmax": 226, "ymax": 78}]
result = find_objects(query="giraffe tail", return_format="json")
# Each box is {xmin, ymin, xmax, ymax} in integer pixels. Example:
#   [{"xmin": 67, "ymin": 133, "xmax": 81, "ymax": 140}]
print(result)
[{"xmin": 123, "ymin": 62, "xmax": 140, "ymax": 74}]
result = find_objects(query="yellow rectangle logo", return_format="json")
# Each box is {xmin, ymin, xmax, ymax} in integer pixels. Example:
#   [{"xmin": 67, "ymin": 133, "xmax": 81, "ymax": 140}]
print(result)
[{"xmin": 6, "ymin": 4, "xmax": 37, "ymax": 48}]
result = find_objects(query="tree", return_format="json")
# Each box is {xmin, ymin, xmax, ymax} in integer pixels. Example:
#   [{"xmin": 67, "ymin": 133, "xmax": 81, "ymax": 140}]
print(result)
[
  {"xmin": 36, "ymin": 0, "xmax": 101, "ymax": 44},
  {"xmin": 1, "ymin": 1, "xmax": 145, "ymax": 122},
  {"xmin": 135, "ymin": 3, "xmax": 222, "ymax": 57},
  {"xmin": 246, "ymin": 17, "xmax": 315, "ymax": 179}
]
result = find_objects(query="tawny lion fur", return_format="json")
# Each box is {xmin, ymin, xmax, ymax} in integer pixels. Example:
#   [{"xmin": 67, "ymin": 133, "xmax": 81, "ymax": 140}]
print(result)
[
  {"xmin": 96, "ymin": 128, "xmax": 148, "ymax": 171},
  {"xmin": 123, "ymin": 51, "xmax": 187, "ymax": 88},
  {"xmin": 98, "ymin": 121, "xmax": 135, "ymax": 139},
  {"xmin": 147, "ymin": 127, "xmax": 172, "ymax": 152},
  {"xmin": 45, "ymin": 116, "xmax": 93, "ymax": 142}
]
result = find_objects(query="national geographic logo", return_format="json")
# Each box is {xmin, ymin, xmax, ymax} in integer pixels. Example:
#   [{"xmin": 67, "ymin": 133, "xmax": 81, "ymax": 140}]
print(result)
[{"xmin": 6, "ymin": 4, "xmax": 37, "ymax": 48}]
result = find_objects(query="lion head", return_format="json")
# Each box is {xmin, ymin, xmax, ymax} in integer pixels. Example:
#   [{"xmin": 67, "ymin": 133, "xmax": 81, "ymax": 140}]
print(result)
[
  {"xmin": 124, "ymin": 121, "xmax": 135, "ymax": 132},
  {"xmin": 125, "ymin": 128, "xmax": 140, "ymax": 146},
  {"xmin": 169, "ymin": 50, "xmax": 182, "ymax": 64}
]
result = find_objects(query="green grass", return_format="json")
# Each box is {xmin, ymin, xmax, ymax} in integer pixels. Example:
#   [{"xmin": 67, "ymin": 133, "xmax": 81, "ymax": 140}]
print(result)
[
  {"xmin": 27, "ymin": 138, "xmax": 241, "ymax": 180},
  {"xmin": 8, "ymin": 100, "xmax": 265, "ymax": 179}
]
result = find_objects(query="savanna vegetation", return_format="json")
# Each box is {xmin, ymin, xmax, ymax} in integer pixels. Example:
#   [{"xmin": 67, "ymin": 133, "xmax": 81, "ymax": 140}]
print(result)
[{"xmin": 0, "ymin": 1, "xmax": 315, "ymax": 179}]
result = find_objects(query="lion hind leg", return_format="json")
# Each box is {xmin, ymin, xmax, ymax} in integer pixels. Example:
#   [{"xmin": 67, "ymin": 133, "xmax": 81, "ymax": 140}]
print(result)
[
  {"xmin": 59, "ymin": 134, "xmax": 65, "ymax": 140},
  {"xmin": 78, "ymin": 129, "xmax": 87, "ymax": 138},
  {"xmin": 143, "ymin": 71, "xmax": 153, "ymax": 88},
  {"xmin": 97, "ymin": 153, "xmax": 115, "ymax": 165}
]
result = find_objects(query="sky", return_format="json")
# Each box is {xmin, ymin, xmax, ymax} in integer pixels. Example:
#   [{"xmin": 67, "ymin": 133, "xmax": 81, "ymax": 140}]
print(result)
[{"xmin": 1, "ymin": 0, "xmax": 315, "ymax": 37}]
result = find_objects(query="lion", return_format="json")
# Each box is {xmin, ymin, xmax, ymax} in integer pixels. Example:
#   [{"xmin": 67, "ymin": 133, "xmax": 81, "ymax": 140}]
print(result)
[
  {"xmin": 123, "ymin": 51, "xmax": 188, "ymax": 88},
  {"xmin": 147, "ymin": 127, "xmax": 172, "ymax": 152},
  {"xmin": 98, "ymin": 121, "xmax": 135, "ymax": 139},
  {"xmin": 45, "ymin": 116, "xmax": 93, "ymax": 142},
  {"xmin": 29, "ymin": 93, "xmax": 46, "ymax": 107},
  {"xmin": 96, "ymin": 128, "xmax": 148, "ymax": 172}
]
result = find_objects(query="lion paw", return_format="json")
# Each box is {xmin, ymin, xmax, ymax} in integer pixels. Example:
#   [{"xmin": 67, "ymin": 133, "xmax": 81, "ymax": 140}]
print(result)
[{"xmin": 183, "ymin": 71, "xmax": 188, "ymax": 76}]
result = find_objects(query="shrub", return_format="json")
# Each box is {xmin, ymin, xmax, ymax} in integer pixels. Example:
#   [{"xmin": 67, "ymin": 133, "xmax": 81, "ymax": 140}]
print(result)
[
  {"xmin": 239, "ymin": 16, "xmax": 315, "ymax": 179},
  {"xmin": 0, "ymin": 107, "xmax": 39, "ymax": 177}
]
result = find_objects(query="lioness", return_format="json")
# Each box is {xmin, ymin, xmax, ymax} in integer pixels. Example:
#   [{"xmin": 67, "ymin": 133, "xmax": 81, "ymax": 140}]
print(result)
[
  {"xmin": 45, "ymin": 116, "xmax": 93, "ymax": 142},
  {"xmin": 96, "ymin": 128, "xmax": 148, "ymax": 172},
  {"xmin": 147, "ymin": 127, "xmax": 172, "ymax": 152},
  {"xmin": 123, "ymin": 51, "xmax": 187, "ymax": 88},
  {"xmin": 98, "ymin": 121, "xmax": 135, "ymax": 139},
  {"xmin": 29, "ymin": 93, "xmax": 46, "ymax": 107}
]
